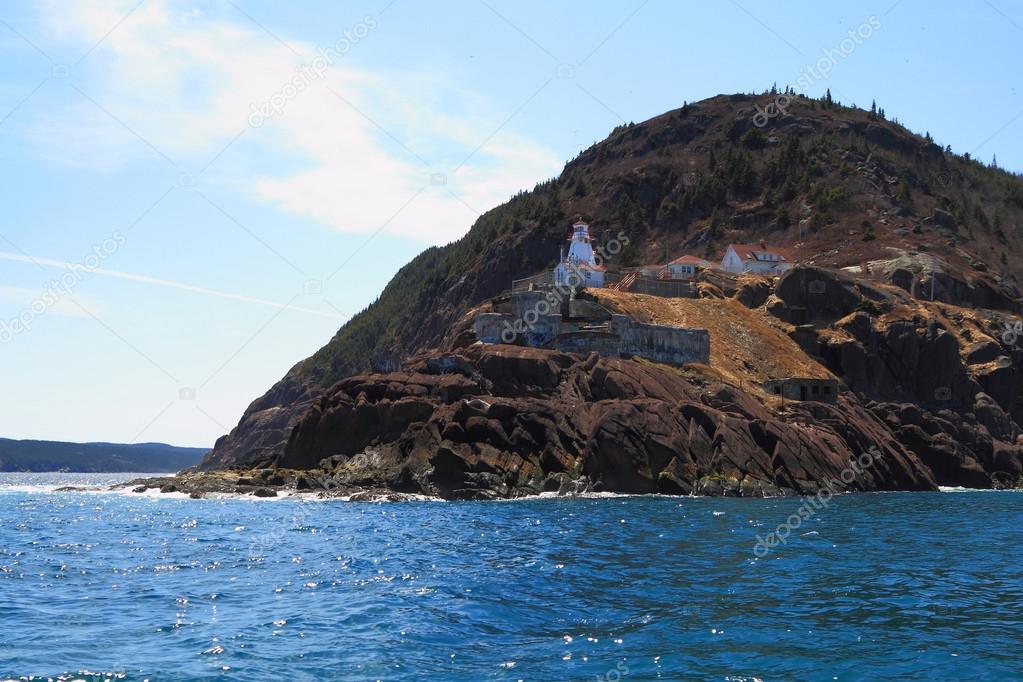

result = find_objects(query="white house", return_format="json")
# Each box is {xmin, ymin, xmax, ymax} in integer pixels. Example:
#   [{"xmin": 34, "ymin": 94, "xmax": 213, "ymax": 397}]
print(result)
[
  {"xmin": 554, "ymin": 219, "xmax": 606, "ymax": 288},
  {"xmin": 721, "ymin": 243, "xmax": 794, "ymax": 275},
  {"xmin": 665, "ymin": 255, "xmax": 711, "ymax": 281}
]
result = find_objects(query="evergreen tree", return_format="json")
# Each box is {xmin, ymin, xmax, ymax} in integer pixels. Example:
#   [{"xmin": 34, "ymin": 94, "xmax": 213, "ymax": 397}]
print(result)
[{"xmin": 708, "ymin": 207, "xmax": 722, "ymax": 238}]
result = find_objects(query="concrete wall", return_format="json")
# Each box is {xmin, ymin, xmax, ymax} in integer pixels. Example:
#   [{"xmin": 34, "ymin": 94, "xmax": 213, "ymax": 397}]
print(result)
[
  {"xmin": 610, "ymin": 315, "xmax": 710, "ymax": 365},
  {"xmin": 552, "ymin": 331, "xmax": 622, "ymax": 356},
  {"xmin": 476, "ymin": 294, "xmax": 710, "ymax": 367},
  {"xmin": 510, "ymin": 290, "xmax": 557, "ymax": 320},
  {"xmin": 522, "ymin": 314, "xmax": 562, "ymax": 347},
  {"xmin": 568, "ymin": 299, "xmax": 612, "ymax": 320},
  {"xmin": 475, "ymin": 313, "xmax": 513, "ymax": 344},
  {"xmin": 474, "ymin": 312, "xmax": 561, "ymax": 346}
]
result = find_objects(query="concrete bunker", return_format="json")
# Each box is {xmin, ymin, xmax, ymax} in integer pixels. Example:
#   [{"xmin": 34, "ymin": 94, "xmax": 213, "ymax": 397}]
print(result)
[
  {"xmin": 474, "ymin": 287, "xmax": 710, "ymax": 366},
  {"xmin": 763, "ymin": 377, "xmax": 839, "ymax": 402}
]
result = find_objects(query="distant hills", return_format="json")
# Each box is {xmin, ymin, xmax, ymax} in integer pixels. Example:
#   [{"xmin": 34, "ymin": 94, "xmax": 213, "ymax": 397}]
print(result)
[{"xmin": 0, "ymin": 438, "xmax": 208, "ymax": 473}]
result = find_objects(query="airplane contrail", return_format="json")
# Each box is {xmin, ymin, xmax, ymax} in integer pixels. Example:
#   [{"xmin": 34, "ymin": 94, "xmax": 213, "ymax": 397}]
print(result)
[{"xmin": 0, "ymin": 251, "xmax": 345, "ymax": 320}]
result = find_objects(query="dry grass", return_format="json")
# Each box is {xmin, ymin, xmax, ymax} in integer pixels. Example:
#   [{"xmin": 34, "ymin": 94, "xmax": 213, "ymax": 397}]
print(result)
[{"xmin": 593, "ymin": 289, "xmax": 834, "ymax": 388}]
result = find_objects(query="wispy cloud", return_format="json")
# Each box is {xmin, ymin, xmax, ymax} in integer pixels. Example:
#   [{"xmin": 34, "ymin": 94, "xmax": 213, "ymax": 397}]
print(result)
[
  {"xmin": 29, "ymin": 0, "xmax": 561, "ymax": 244},
  {"xmin": 0, "ymin": 250, "xmax": 342, "ymax": 318}
]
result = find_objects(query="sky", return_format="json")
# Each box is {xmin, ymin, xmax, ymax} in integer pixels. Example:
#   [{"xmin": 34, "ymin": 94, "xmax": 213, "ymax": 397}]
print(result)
[{"xmin": 0, "ymin": 0, "xmax": 1020, "ymax": 448}]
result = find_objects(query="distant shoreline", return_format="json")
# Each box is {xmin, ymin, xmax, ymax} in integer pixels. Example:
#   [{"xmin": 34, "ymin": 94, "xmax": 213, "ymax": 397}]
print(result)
[{"xmin": 0, "ymin": 437, "xmax": 208, "ymax": 473}]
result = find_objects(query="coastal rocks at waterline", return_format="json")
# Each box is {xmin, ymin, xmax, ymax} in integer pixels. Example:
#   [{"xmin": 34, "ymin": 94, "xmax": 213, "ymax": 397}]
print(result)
[{"xmin": 234, "ymin": 343, "xmax": 933, "ymax": 500}]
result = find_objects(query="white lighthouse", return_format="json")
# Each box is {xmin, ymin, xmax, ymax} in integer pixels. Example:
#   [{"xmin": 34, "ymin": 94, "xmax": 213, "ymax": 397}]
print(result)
[{"xmin": 554, "ymin": 219, "xmax": 605, "ymax": 288}]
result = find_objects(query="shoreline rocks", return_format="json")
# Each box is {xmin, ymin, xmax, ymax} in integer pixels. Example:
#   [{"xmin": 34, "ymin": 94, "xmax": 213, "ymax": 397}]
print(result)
[{"xmin": 170, "ymin": 262, "xmax": 1023, "ymax": 501}]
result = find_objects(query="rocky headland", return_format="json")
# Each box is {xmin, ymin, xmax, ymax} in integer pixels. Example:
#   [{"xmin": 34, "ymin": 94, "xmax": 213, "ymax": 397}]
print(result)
[
  {"xmin": 125, "ymin": 264, "xmax": 1023, "ymax": 500},
  {"xmin": 124, "ymin": 92, "xmax": 1023, "ymax": 500}
]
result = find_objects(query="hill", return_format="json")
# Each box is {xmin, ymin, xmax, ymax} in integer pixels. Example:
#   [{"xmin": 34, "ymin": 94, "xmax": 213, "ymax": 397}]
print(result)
[
  {"xmin": 198, "ymin": 91, "xmax": 1023, "ymax": 474},
  {"xmin": 0, "ymin": 438, "xmax": 208, "ymax": 472}
]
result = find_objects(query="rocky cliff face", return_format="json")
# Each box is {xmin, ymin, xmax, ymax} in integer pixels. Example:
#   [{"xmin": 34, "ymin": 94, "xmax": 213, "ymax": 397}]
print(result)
[
  {"xmin": 252, "ymin": 264, "xmax": 1023, "ymax": 499},
  {"xmin": 196, "ymin": 362, "xmax": 319, "ymax": 470},
  {"xmin": 197, "ymin": 92, "xmax": 1023, "ymax": 491},
  {"xmin": 770, "ymin": 266, "xmax": 1023, "ymax": 489},
  {"xmin": 275, "ymin": 343, "xmax": 934, "ymax": 499}
]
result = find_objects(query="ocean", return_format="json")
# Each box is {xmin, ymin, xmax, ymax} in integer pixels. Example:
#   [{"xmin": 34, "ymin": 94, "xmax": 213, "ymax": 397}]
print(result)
[{"xmin": 1, "ymin": 473, "xmax": 1021, "ymax": 680}]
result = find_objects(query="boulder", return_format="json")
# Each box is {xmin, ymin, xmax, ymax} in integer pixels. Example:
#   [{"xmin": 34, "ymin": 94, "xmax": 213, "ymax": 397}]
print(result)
[
  {"xmin": 772, "ymin": 265, "xmax": 891, "ymax": 323},
  {"xmin": 734, "ymin": 277, "xmax": 772, "ymax": 308}
]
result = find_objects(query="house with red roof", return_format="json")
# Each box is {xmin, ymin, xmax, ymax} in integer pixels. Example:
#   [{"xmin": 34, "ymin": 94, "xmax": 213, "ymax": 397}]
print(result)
[
  {"xmin": 664, "ymin": 254, "xmax": 712, "ymax": 281},
  {"xmin": 721, "ymin": 242, "xmax": 795, "ymax": 275}
]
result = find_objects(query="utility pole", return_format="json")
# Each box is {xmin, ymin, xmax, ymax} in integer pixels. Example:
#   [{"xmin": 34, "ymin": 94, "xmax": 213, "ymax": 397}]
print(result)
[{"xmin": 930, "ymin": 254, "xmax": 936, "ymax": 301}]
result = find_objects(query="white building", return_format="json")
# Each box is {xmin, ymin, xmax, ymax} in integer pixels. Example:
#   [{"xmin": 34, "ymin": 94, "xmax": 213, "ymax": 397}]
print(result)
[
  {"xmin": 665, "ymin": 255, "xmax": 711, "ymax": 280},
  {"xmin": 554, "ymin": 219, "xmax": 606, "ymax": 288},
  {"xmin": 721, "ymin": 243, "xmax": 794, "ymax": 275}
]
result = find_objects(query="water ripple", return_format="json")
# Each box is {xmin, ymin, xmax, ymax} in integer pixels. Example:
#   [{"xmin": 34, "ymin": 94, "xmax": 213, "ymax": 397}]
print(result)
[{"xmin": 1, "ymin": 478, "xmax": 1022, "ymax": 679}]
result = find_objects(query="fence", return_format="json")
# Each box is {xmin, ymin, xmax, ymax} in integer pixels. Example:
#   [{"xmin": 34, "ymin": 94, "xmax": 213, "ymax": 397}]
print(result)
[
  {"xmin": 511, "ymin": 271, "xmax": 697, "ymax": 298},
  {"xmin": 604, "ymin": 273, "xmax": 697, "ymax": 298},
  {"xmin": 511, "ymin": 272, "xmax": 554, "ymax": 292}
]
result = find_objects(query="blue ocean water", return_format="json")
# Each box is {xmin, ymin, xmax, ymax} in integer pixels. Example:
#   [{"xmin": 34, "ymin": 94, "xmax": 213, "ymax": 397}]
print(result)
[{"xmin": 1, "ymin": 474, "xmax": 1022, "ymax": 681}]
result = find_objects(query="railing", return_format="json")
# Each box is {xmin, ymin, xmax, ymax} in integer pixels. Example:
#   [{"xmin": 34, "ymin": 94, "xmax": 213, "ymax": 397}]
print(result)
[
  {"xmin": 606, "ymin": 272, "xmax": 638, "ymax": 292},
  {"xmin": 511, "ymin": 272, "xmax": 554, "ymax": 291},
  {"xmin": 605, "ymin": 272, "xmax": 696, "ymax": 298},
  {"xmin": 511, "ymin": 270, "xmax": 696, "ymax": 298}
]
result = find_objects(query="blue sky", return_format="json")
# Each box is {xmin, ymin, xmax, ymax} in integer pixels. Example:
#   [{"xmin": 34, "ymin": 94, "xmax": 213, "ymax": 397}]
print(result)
[{"xmin": 1, "ymin": 0, "xmax": 1020, "ymax": 448}]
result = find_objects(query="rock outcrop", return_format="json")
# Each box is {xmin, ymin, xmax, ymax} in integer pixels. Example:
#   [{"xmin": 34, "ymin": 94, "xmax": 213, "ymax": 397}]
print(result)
[
  {"xmin": 765, "ymin": 267, "xmax": 1023, "ymax": 490},
  {"xmin": 187, "ymin": 92, "xmax": 1023, "ymax": 499},
  {"xmin": 266, "ymin": 344, "xmax": 936, "ymax": 499},
  {"xmin": 166, "ymin": 261, "xmax": 1023, "ymax": 500},
  {"xmin": 195, "ymin": 364, "xmax": 321, "ymax": 471}
]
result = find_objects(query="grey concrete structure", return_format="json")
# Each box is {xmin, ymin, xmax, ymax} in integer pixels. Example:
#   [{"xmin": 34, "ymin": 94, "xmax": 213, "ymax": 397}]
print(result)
[
  {"xmin": 552, "ymin": 331, "xmax": 623, "ymax": 356},
  {"xmin": 474, "ymin": 290, "xmax": 710, "ymax": 366},
  {"xmin": 763, "ymin": 377, "xmax": 839, "ymax": 402},
  {"xmin": 475, "ymin": 311, "xmax": 562, "ymax": 346},
  {"xmin": 609, "ymin": 315, "xmax": 710, "ymax": 365}
]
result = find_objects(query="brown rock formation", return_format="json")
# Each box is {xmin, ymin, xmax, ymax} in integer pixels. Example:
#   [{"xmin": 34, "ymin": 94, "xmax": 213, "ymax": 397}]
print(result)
[{"xmin": 274, "ymin": 344, "xmax": 936, "ymax": 499}]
